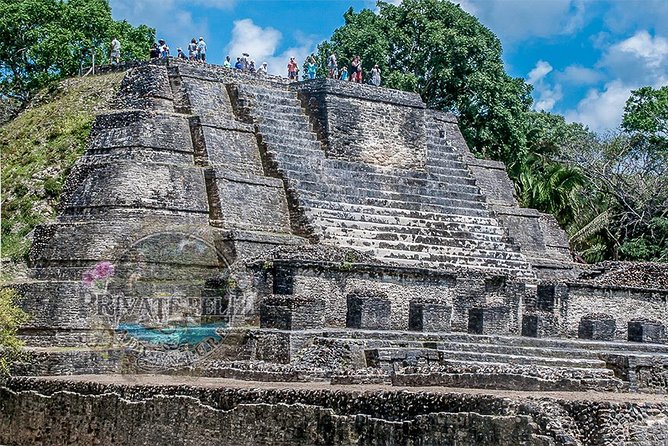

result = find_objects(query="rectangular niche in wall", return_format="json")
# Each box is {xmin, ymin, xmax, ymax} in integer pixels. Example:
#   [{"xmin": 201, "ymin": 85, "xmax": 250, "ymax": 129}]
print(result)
[
  {"xmin": 272, "ymin": 266, "xmax": 294, "ymax": 295},
  {"xmin": 346, "ymin": 292, "xmax": 391, "ymax": 330}
]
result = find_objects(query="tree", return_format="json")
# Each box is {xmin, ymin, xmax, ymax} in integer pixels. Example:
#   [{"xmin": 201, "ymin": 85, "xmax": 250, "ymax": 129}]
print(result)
[
  {"xmin": 622, "ymin": 86, "xmax": 668, "ymax": 151},
  {"xmin": 0, "ymin": 288, "xmax": 29, "ymax": 375},
  {"xmin": 315, "ymin": 0, "xmax": 533, "ymax": 162},
  {"xmin": 0, "ymin": 0, "xmax": 154, "ymax": 103},
  {"xmin": 562, "ymin": 131, "xmax": 667, "ymax": 262}
]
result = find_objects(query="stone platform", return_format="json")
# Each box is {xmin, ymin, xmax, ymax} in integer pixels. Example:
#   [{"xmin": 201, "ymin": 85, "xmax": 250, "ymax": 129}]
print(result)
[{"xmin": 3, "ymin": 375, "xmax": 668, "ymax": 446}]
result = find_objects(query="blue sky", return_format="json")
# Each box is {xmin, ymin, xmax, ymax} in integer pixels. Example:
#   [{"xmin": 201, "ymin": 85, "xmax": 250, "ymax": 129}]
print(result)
[{"xmin": 109, "ymin": 0, "xmax": 668, "ymax": 133}]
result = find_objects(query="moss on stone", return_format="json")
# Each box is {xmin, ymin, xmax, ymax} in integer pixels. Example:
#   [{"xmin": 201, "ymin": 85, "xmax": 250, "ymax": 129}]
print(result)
[{"xmin": 0, "ymin": 73, "xmax": 124, "ymax": 265}]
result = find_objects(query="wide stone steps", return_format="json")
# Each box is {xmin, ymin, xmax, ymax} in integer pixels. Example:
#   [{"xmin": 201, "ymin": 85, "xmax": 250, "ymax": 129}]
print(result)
[
  {"xmin": 316, "ymin": 226, "xmax": 515, "ymax": 253},
  {"xmin": 272, "ymin": 154, "xmax": 478, "ymax": 187},
  {"xmin": 287, "ymin": 179, "xmax": 488, "ymax": 212},
  {"xmin": 296, "ymin": 188, "xmax": 490, "ymax": 218},
  {"xmin": 434, "ymin": 341, "xmax": 602, "ymax": 360},
  {"xmin": 301, "ymin": 198, "xmax": 504, "ymax": 230},
  {"xmin": 318, "ymin": 329, "xmax": 668, "ymax": 355},
  {"xmin": 257, "ymin": 123, "xmax": 318, "ymax": 140},
  {"xmin": 273, "ymin": 164, "xmax": 481, "ymax": 197},
  {"xmin": 255, "ymin": 112, "xmax": 312, "ymax": 126},
  {"xmin": 278, "ymin": 172, "xmax": 485, "ymax": 203},
  {"xmin": 270, "ymin": 151, "xmax": 476, "ymax": 184},
  {"xmin": 374, "ymin": 255, "xmax": 533, "ymax": 274},
  {"xmin": 374, "ymin": 347, "xmax": 606, "ymax": 370},
  {"xmin": 236, "ymin": 86, "xmax": 299, "ymax": 101},
  {"xmin": 331, "ymin": 237, "xmax": 527, "ymax": 267},
  {"xmin": 306, "ymin": 208, "xmax": 507, "ymax": 237}
]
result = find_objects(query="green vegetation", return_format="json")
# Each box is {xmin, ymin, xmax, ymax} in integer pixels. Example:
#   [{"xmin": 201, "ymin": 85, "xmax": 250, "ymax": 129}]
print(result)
[
  {"xmin": 1, "ymin": 72, "xmax": 125, "ymax": 262},
  {"xmin": 0, "ymin": 288, "xmax": 29, "ymax": 375},
  {"xmin": 318, "ymin": 0, "xmax": 667, "ymax": 263},
  {"xmin": 0, "ymin": 0, "xmax": 154, "ymax": 103},
  {"xmin": 314, "ymin": 0, "xmax": 532, "ymax": 163}
]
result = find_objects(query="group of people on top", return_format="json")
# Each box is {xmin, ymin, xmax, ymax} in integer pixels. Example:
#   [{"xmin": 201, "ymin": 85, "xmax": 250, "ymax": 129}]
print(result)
[
  {"xmin": 137, "ymin": 37, "xmax": 381, "ymax": 86},
  {"xmin": 223, "ymin": 54, "xmax": 269, "ymax": 74},
  {"xmin": 149, "ymin": 37, "xmax": 208, "ymax": 61},
  {"xmin": 292, "ymin": 52, "xmax": 381, "ymax": 86}
]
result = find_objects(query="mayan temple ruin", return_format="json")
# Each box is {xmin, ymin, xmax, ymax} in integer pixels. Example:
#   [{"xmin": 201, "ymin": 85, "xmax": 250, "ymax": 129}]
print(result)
[{"xmin": 3, "ymin": 59, "xmax": 668, "ymax": 445}]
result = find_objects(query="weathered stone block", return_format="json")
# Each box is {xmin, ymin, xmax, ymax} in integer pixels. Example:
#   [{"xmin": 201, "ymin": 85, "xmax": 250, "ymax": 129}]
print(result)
[
  {"xmin": 346, "ymin": 292, "xmax": 391, "ymax": 330},
  {"xmin": 628, "ymin": 320, "xmax": 665, "ymax": 343},
  {"xmin": 259, "ymin": 296, "xmax": 325, "ymax": 330},
  {"xmin": 578, "ymin": 314, "xmax": 616, "ymax": 341},
  {"xmin": 521, "ymin": 313, "xmax": 556, "ymax": 338},
  {"xmin": 467, "ymin": 306, "xmax": 510, "ymax": 335},
  {"xmin": 408, "ymin": 302, "xmax": 451, "ymax": 332}
]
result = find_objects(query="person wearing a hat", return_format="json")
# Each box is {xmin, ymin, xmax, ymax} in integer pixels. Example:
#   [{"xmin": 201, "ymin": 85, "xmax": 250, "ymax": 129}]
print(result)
[
  {"xmin": 158, "ymin": 39, "xmax": 169, "ymax": 59},
  {"xmin": 197, "ymin": 37, "xmax": 207, "ymax": 62},
  {"xmin": 258, "ymin": 62, "xmax": 268, "ymax": 75}
]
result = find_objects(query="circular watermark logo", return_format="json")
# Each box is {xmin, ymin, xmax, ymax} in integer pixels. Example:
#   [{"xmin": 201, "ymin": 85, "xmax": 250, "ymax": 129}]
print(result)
[{"xmin": 77, "ymin": 227, "xmax": 247, "ymax": 376}]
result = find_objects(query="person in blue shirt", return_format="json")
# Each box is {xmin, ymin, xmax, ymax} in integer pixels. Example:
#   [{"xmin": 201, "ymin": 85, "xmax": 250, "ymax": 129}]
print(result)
[
  {"xmin": 306, "ymin": 56, "xmax": 317, "ymax": 80},
  {"xmin": 234, "ymin": 57, "xmax": 243, "ymax": 70},
  {"xmin": 340, "ymin": 66, "xmax": 349, "ymax": 81}
]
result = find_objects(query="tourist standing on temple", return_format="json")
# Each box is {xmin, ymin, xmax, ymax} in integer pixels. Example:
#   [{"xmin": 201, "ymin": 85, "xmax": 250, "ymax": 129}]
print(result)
[
  {"xmin": 370, "ymin": 64, "xmax": 381, "ymax": 86},
  {"xmin": 350, "ymin": 56, "xmax": 362, "ymax": 83},
  {"xmin": 235, "ymin": 57, "xmax": 243, "ymax": 69},
  {"xmin": 188, "ymin": 39, "xmax": 198, "ymax": 60},
  {"xmin": 158, "ymin": 39, "xmax": 169, "ymax": 59},
  {"xmin": 306, "ymin": 56, "xmax": 317, "ymax": 79},
  {"xmin": 258, "ymin": 62, "xmax": 268, "ymax": 75},
  {"xmin": 340, "ymin": 66, "xmax": 349, "ymax": 81},
  {"xmin": 110, "ymin": 37, "xmax": 120, "ymax": 64},
  {"xmin": 327, "ymin": 52, "xmax": 338, "ymax": 79},
  {"xmin": 223, "ymin": 55, "xmax": 232, "ymax": 68},
  {"xmin": 241, "ymin": 53, "xmax": 250, "ymax": 70},
  {"xmin": 197, "ymin": 37, "xmax": 207, "ymax": 62},
  {"xmin": 249, "ymin": 60, "xmax": 257, "ymax": 73},
  {"xmin": 287, "ymin": 57, "xmax": 298, "ymax": 80},
  {"xmin": 149, "ymin": 43, "xmax": 160, "ymax": 59}
]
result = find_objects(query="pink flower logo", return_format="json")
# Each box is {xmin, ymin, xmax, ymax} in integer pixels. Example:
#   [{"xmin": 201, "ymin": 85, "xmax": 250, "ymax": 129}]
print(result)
[{"xmin": 82, "ymin": 261, "xmax": 115, "ymax": 287}]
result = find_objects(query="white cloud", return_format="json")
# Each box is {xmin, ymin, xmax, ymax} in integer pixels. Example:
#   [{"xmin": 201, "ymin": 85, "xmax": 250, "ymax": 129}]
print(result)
[
  {"xmin": 225, "ymin": 19, "xmax": 315, "ymax": 76},
  {"xmin": 226, "ymin": 19, "xmax": 282, "ymax": 63},
  {"xmin": 563, "ymin": 30, "xmax": 668, "ymax": 133},
  {"xmin": 526, "ymin": 60, "xmax": 561, "ymax": 112},
  {"xmin": 600, "ymin": 30, "xmax": 668, "ymax": 85},
  {"xmin": 565, "ymin": 80, "xmax": 630, "ymax": 132},
  {"xmin": 556, "ymin": 65, "xmax": 602, "ymax": 85},
  {"xmin": 527, "ymin": 60, "xmax": 553, "ymax": 85},
  {"xmin": 109, "ymin": 0, "xmax": 215, "ymax": 51},
  {"xmin": 605, "ymin": 0, "xmax": 668, "ymax": 35},
  {"xmin": 453, "ymin": 0, "xmax": 589, "ymax": 41}
]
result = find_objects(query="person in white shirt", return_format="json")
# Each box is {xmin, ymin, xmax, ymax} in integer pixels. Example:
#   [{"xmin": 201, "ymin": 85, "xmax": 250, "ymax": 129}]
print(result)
[
  {"xmin": 197, "ymin": 37, "xmax": 207, "ymax": 62},
  {"xmin": 110, "ymin": 37, "xmax": 120, "ymax": 64}
]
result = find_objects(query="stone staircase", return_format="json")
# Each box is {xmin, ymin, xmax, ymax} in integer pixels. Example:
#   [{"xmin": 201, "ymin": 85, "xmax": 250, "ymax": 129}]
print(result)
[
  {"xmin": 232, "ymin": 82, "xmax": 534, "ymax": 278},
  {"xmin": 311, "ymin": 329, "xmax": 668, "ymax": 392}
]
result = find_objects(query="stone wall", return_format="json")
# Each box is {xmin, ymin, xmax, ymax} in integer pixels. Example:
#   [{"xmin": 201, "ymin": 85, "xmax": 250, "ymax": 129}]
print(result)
[
  {"xmin": 4, "ymin": 377, "xmax": 668, "ymax": 446},
  {"xmin": 295, "ymin": 79, "xmax": 427, "ymax": 169},
  {"xmin": 562, "ymin": 283, "xmax": 668, "ymax": 340}
]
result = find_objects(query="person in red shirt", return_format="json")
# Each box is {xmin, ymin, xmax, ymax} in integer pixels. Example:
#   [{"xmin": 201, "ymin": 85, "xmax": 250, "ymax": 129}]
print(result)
[{"xmin": 287, "ymin": 57, "xmax": 298, "ymax": 80}]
